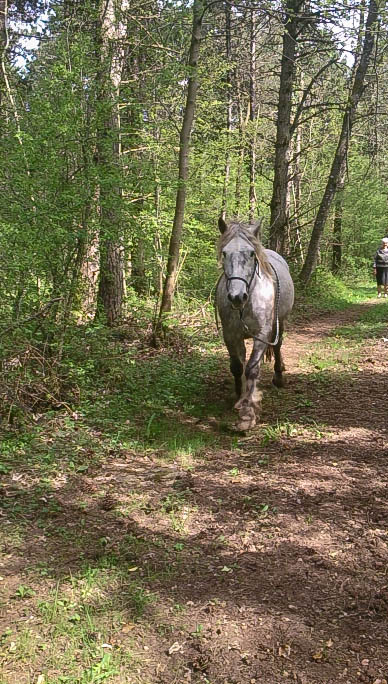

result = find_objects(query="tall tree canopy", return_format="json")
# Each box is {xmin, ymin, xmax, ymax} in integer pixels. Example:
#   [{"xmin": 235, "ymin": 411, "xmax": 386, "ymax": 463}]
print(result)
[{"xmin": 0, "ymin": 0, "xmax": 387, "ymax": 341}]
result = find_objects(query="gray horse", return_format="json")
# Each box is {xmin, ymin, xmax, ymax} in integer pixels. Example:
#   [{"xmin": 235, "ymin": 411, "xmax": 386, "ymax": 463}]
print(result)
[{"xmin": 216, "ymin": 218, "xmax": 294, "ymax": 430}]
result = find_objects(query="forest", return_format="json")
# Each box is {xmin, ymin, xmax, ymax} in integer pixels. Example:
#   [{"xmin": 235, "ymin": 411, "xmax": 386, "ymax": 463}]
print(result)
[
  {"xmin": 1, "ymin": 1, "xmax": 388, "ymax": 683},
  {"xmin": 0, "ymin": 0, "xmax": 387, "ymax": 342}
]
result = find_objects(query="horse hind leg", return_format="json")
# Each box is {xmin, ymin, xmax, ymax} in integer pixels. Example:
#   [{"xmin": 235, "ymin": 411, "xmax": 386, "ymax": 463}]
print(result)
[{"xmin": 272, "ymin": 324, "xmax": 286, "ymax": 388}]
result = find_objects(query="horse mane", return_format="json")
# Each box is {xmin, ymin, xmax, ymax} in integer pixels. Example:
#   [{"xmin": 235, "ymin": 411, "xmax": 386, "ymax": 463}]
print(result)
[{"xmin": 217, "ymin": 220, "xmax": 272, "ymax": 278}]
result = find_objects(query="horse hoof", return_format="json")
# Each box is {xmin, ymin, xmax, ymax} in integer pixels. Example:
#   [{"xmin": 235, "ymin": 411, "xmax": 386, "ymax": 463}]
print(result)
[
  {"xmin": 236, "ymin": 416, "xmax": 257, "ymax": 431},
  {"xmin": 272, "ymin": 373, "xmax": 285, "ymax": 388},
  {"xmin": 236, "ymin": 405, "xmax": 257, "ymax": 431}
]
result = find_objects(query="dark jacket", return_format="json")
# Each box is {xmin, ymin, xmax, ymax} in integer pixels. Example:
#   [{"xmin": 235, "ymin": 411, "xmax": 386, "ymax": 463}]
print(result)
[{"xmin": 373, "ymin": 248, "xmax": 388, "ymax": 268}]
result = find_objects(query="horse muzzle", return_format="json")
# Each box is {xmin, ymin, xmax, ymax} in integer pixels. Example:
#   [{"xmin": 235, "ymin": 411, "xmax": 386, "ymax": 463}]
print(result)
[{"xmin": 227, "ymin": 291, "xmax": 248, "ymax": 309}]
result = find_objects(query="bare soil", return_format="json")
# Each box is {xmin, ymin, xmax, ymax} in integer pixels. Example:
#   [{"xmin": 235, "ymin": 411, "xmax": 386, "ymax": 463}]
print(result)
[{"xmin": 1, "ymin": 301, "xmax": 388, "ymax": 683}]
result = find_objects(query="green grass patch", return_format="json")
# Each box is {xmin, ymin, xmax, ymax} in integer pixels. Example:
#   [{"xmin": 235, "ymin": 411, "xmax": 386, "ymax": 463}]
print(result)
[
  {"xmin": 300, "ymin": 298, "xmax": 388, "ymax": 378},
  {"xmin": 333, "ymin": 298, "xmax": 388, "ymax": 340},
  {"xmin": 295, "ymin": 270, "xmax": 376, "ymax": 315}
]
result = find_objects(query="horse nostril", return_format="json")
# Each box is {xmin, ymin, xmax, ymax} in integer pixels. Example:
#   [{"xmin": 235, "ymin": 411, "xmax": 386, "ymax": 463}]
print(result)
[
  {"xmin": 242, "ymin": 292, "xmax": 248, "ymax": 302},
  {"xmin": 228, "ymin": 292, "xmax": 245, "ymax": 307}
]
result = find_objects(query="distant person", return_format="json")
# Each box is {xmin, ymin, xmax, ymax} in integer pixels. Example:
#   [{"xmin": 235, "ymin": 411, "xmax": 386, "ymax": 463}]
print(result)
[{"xmin": 373, "ymin": 237, "xmax": 388, "ymax": 298}]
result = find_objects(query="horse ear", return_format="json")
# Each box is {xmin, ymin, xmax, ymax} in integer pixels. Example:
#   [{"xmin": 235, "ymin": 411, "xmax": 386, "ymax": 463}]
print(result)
[
  {"xmin": 250, "ymin": 218, "xmax": 263, "ymax": 238},
  {"xmin": 218, "ymin": 217, "xmax": 228, "ymax": 234}
]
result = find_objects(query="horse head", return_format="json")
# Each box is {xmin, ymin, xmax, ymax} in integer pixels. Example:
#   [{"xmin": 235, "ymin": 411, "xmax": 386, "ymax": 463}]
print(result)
[{"xmin": 218, "ymin": 218, "xmax": 263, "ymax": 310}]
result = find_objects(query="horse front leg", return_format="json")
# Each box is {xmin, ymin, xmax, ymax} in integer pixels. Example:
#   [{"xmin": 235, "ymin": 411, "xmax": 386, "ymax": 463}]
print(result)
[
  {"xmin": 230, "ymin": 355, "xmax": 244, "ymax": 398},
  {"xmin": 235, "ymin": 340, "xmax": 266, "ymax": 431},
  {"xmin": 224, "ymin": 335, "xmax": 246, "ymax": 400}
]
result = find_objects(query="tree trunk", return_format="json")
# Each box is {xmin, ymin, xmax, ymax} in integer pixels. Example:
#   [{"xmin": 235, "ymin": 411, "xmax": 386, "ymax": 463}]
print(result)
[
  {"xmin": 154, "ymin": 171, "xmax": 164, "ymax": 296},
  {"xmin": 290, "ymin": 120, "xmax": 304, "ymax": 263},
  {"xmin": 331, "ymin": 163, "xmax": 346, "ymax": 273},
  {"xmin": 0, "ymin": 0, "xmax": 8, "ymax": 116},
  {"xmin": 128, "ymin": 45, "xmax": 148, "ymax": 296},
  {"xmin": 299, "ymin": 0, "xmax": 378, "ymax": 285},
  {"xmin": 220, "ymin": 0, "xmax": 232, "ymax": 221},
  {"xmin": 155, "ymin": 0, "xmax": 203, "ymax": 332},
  {"xmin": 234, "ymin": 76, "xmax": 248, "ymax": 217},
  {"xmin": 269, "ymin": 0, "xmax": 302, "ymax": 253},
  {"xmin": 79, "ymin": 186, "xmax": 100, "ymax": 320},
  {"xmin": 248, "ymin": 8, "xmax": 257, "ymax": 222},
  {"xmin": 97, "ymin": 240, "xmax": 125, "ymax": 325},
  {"xmin": 95, "ymin": 0, "xmax": 127, "ymax": 325}
]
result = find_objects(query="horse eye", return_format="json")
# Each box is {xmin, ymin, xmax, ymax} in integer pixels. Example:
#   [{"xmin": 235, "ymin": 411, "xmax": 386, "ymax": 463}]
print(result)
[
  {"xmin": 250, "ymin": 251, "xmax": 255, "ymax": 257},
  {"xmin": 222, "ymin": 251, "xmax": 226, "ymax": 258}
]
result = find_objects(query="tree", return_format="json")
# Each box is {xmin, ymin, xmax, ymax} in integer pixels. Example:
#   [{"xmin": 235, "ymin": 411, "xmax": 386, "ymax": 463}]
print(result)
[
  {"xmin": 269, "ymin": 0, "xmax": 303, "ymax": 252},
  {"xmin": 155, "ymin": 0, "xmax": 204, "ymax": 334},
  {"xmin": 299, "ymin": 0, "xmax": 379, "ymax": 285},
  {"xmin": 220, "ymin": 0, "xmax": 232, "ymax": 221},
  {"xmin": 95, "ymin": 0, "xmax": 128, "ymax": 326},
  {"xmin": 248, "ymin": 7, "xmax": 258, "ymax": 222}
]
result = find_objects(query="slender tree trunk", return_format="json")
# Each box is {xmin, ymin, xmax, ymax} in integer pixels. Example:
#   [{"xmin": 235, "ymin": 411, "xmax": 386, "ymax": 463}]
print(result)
[
  {"xmin": 80, "ymin": 188, "xmax": 100, "ymax": 319},
  {"xmin": 129, "ymin": 48, "xmax": 148, "ymax": 295},
  {"xmin": 331, "ymin": 162, "xmax": 346, "ymax": 273},
  {"xmin": 221, "ymin": 0, "xmax": 232, "ymax": 220},
  {"xmin": 331, "ymin": 3, "xmax": 365, "ymax": 277},
  {"xmin": 299, "ymin": 0, "xmax": 378, "ymax": 285},
  {"xmin": 79, "ymin": 88, "xmax": 100, "ymax": 320},
  {"xmin": 248, "ymin": 8, "xmax": 257, "ymax": 222},
  {"xmin": 235, "ymin": 77, "xmax": 248, "ymax": 216},
  {"xmin": 0, "ymin": 0, "xmax": 8, "ymax": 117},
  {"xmin": 269, "ymin": 0, "xmax": 302, "ymax": 253},
  {"xmin": 95, "ymin": 0, "xmax": 128, "ymax": 326},
  {"xmin": 81, "ymin": 232, "xmax": 99, "ymax": 318},
  {"xmin": 155, "ymin": 0, "xmax": 203, "ymax": 332},
  {"xmin": 290, "ymin": 122, "xmax": 304, "ymax": 262},
  {"xmin": 154, "ymin": 167, "xmax": 164, "ymax": 296},
  {"xmin": 151, "ymin": 118, "xmax": 164, "ymax": 296}
]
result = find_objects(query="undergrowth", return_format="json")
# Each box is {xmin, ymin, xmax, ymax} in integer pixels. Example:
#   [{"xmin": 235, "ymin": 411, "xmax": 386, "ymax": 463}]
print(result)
[
  {"xmin": 294, "ymin": 269, "xmax": 374, "ymax": 317},
  {"xmin": 0, "ymin": 272, "xmax": 378, "ymax": 431}
]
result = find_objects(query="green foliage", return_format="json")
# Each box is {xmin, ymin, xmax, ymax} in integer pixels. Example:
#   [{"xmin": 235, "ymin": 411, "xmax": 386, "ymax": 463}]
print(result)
[{"xmin": 297, "ymin": 268, "xmax": 375, "ymax": 312}]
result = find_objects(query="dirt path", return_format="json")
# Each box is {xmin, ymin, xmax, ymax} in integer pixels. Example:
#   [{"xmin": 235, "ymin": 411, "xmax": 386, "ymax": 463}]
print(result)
[
  {"xmin": 1, "ymin": 301, "xmax": 388, "ymax": 684},
  {"xmin": 151, "ymin": 301, "xmax": 388, "ymax": 684}
]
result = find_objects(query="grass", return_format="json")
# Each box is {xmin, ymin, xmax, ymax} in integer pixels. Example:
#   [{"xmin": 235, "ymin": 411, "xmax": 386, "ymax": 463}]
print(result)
[
  {"xmin": 333, "ymin": 299, "xmax": 388, "ymax": 340},
  {"xmin": 300, "ymin": 297, "xmax": 388, "ymax": 378},
  {"xmin": 295, "ymin": 272, "xmax": 377, "ymax": 314},
  {"xmin": 1, "ymin": 278, "xmax": 386, "ymax": 683}
]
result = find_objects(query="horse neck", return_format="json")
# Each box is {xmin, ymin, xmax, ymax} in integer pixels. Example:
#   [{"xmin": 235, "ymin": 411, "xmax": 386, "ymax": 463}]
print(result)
[{"xmin": 249, "ymin": 265, "xmax": 274, "ymax": 302}]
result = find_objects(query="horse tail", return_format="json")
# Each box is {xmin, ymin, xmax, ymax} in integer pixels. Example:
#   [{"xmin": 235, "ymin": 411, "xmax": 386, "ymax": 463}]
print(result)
[{"xmin": 265, "ymin": 346, "xmax": 273, "ymax": 363}]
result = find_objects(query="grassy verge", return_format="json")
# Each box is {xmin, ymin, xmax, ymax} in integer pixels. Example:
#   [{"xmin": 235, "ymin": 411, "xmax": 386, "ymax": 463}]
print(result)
[{"xmin": 293, "ymin": 270, "xmax": 376, "ymax": 318}]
